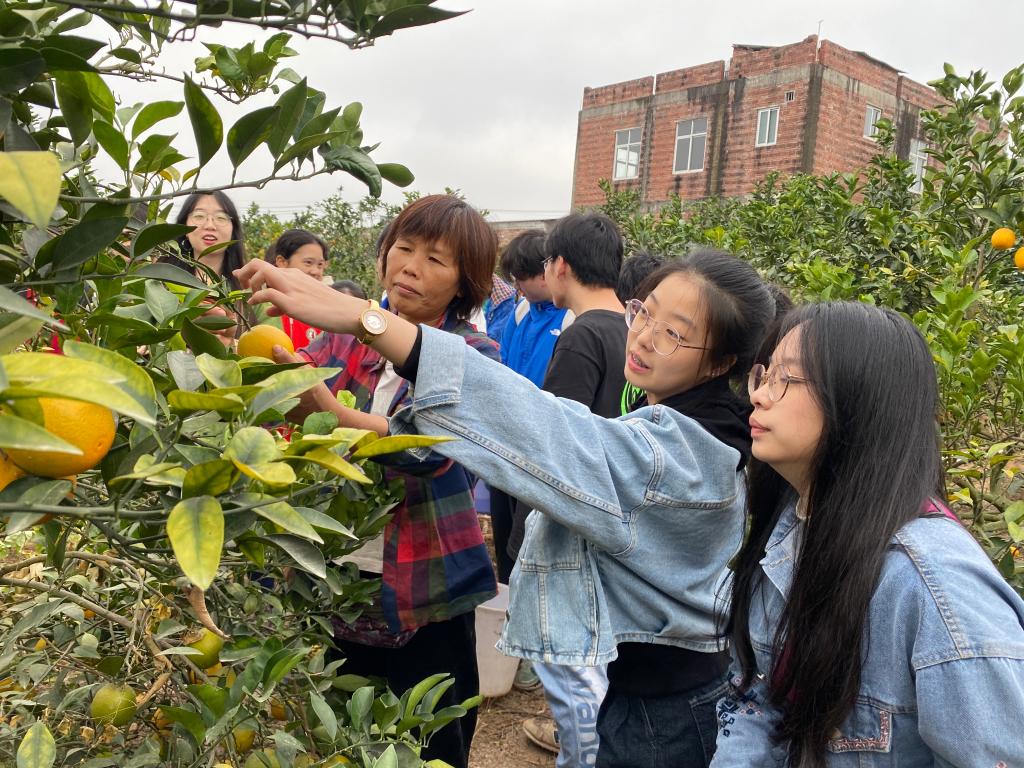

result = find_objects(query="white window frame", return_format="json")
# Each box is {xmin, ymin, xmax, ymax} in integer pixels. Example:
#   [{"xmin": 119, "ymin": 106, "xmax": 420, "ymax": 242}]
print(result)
[
  {"xmin": 612, "ymin": 128, "xmax": 642, "ymax": 181},
  {"xmin": 864, "ymin": 105, "xmax": 883, "ymax": 139},
  {"xmin": 909, "ymin": 138, "xmax": 928, "ymax": 193},
  {"xmin": 672, "ymin": 116, "xmax": 708, "ymax": 174},
  {"xmin": 755, "ymin": 106, "xmax": 779, "ymax": 147}
]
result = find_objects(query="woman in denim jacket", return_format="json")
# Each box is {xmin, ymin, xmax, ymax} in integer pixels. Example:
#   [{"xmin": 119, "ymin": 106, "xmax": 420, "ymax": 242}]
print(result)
[
  {"xmin": 234, "ymin": 251, "xmax": 777, "ymax": 767},
  {"xmin": 715, "ymin": 302, "xmax": 1024, "ymax": 767}
]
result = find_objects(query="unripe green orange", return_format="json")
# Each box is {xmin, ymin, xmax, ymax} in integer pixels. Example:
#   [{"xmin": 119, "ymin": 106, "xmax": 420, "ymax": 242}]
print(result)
[{"xmin": 90, "ymin": 683, "xmax": 137, "ymax": 726}]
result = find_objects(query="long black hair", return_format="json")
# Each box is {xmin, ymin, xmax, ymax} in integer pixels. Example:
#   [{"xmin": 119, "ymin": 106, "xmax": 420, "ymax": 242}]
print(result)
[
  {"xmin": 727, "ymin": 301, "xmax": 945, "ymax": 767},
  {"xmin": 265, "ymin": 228, "xmax": 328, "ymax": 264},
  {"xmin": 162, "ymin": 191, "xmax": 247, "ymax": 290}
]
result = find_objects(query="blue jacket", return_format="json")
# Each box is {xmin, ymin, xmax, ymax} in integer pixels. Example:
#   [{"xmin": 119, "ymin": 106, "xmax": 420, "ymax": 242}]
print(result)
[
  {"xmin": 389, "ymin": 326, "xmax": 744, "ymax": 665},
  {"xmin": 500, "ymin": 299, "xmax": 572, "ymax": 387},
  {"xmin": 712, "ymin": 503, "xmax": 1024, "ymax": 767}
]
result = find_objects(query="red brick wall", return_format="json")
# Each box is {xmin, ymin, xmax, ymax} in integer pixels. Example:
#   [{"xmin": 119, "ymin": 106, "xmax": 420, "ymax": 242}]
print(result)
[
  {"xmin": 582, "ymin": 76, "xmax": 654, "ymax": 108},
  {"xmin": 573, "ymin": 109, "xmax": 648, "ymax": 209},
  {"xmin": 655, "ymin": 61, "xmax": 725, "ymax": 93},
  {"xmin": 729, "ymin": 36, "xmax": 818, "ymax": 78}
]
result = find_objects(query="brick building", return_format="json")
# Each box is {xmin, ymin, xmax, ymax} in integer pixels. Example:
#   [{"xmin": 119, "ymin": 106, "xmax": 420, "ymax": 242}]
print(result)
[{"xmin": 570, "ymin": 35, "xmax": 943, "ymax": 209}]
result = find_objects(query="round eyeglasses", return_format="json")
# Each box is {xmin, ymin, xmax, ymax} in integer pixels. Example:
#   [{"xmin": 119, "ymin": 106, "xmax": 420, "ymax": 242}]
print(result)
[
  {"xmin": 624, "ymin": 299, "xmax": 709, "ymax": 357},
  {"xmin": 188, "ymin": 211, "xmax": 232, "ymax": 226},
  {"xmin": 747, "ymin": 363, "xmax": 810, "ymax": 402}
]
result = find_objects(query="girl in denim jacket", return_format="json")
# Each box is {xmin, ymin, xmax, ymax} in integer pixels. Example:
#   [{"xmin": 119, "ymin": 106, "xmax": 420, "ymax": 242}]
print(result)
[
  {"xmin": 716, "ymin": 302, "xmax": 1024, "ymax": 767},
  {"xmin": 234, "ymin": 250, "xmax": 777, "ymax": 768}
]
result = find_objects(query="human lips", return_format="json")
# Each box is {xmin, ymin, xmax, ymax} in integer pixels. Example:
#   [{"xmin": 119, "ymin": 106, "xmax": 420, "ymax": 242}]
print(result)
[
  {"xmin": 749, "ymin": 416, "xmax": 768, "ymax": 437},
  {"xmin": 627, "ymin": 350, "xmax": 650, "ymax": 373},
  {"xmin": 392, "ymin": 281, "xmax": 422, "ymax": 297}
]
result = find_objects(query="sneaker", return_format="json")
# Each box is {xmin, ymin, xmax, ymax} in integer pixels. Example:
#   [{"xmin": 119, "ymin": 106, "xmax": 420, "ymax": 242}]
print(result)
[
  {"xmin": 523, "ymin": 717, "xmax": 559, "ymax": 755},
  {"xmin": 513, "ymin": 660, "xmax": 542, "ymax": 692}
]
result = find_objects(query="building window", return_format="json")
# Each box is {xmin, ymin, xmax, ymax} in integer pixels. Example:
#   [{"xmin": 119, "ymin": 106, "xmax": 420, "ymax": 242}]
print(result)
[
  {"xmin": 755, "ymin": 107, "xmax": 779, "ymax": 147},
  {"xmin": 910, "ymin": 138, "xmax": 928, "ymax": 193},
  {"xmin": 613, "ymin": 128, "xmax": 642, "ymax": 180},
  {"xmin": 673, "ymin": 117, "xmax": 708, "ymax": 173},
  {"xmin": 864, "ymin": 105, "xmax": 882, "ymax": 138},
  {"xmin": 785, "ymin": 90, "xmax": 795, "ymax": 102}
]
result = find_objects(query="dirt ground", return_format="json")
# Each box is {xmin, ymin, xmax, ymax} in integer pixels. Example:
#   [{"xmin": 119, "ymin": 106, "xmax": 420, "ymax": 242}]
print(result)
[{"xmin": 470, "ymin": 686, "xmax": 556, "ymax": 768}]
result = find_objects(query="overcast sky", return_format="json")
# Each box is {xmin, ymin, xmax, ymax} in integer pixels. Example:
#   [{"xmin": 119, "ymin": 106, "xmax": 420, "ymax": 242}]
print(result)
[{"xmin": 111, "ymin": 0, "xmax": 1024, "ymax": 221}]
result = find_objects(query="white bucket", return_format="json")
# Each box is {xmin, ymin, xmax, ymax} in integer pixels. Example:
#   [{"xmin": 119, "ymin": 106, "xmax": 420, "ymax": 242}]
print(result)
[{"xmin": 474, "ymin": 583, "xmax": 519, "ymax": 698}]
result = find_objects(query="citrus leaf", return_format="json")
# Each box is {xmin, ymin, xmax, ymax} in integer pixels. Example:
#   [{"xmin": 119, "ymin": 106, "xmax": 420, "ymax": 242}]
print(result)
[
  {"xmin": 168, "ymin": 390, "xmax": 244, "ymax": 415},
  {"xmin": 0, "ymin": 49, "xmax": 46, "ymax": 93},
  {"xmin": 0, "ymin": 315, "xmax": 44, "ymax": 354},
  {"xmin": 234, "ymin": 460, "xmax": 295, "ymax": 487},
  {"xmin": 16, "ymin": 721, "xmax": 56, "ymax": 768},
  {"xmin": 0, "ymin": 284, "xmax": 67, "ymax": 330},
  {"xmin": 0, "ymin": 151, "xmax": 60, "ymax": 228},
  {"xmin": 182, "ymin": 459, "xmax": 236, "ymax": 498},
  {"xmin": 309, "ymin": 690, "xmax": 337, "ymax": 741},
  {"xmin": 227, "ymin": 106, "xmax": 279, "ymax": 168},
  {"xmin": 93, "ymin": 119, "xmax": 129, "ymax": 168},
  {"xmin": 319, "ymin": 144, "xmax": 381, "ymax": 197},
  {"xmin": 1, "ymin": 351, "xmax": 125, "ymax": 384},
  {"xmin": 184, "ymin": 76, "xmax": 223, "ymax": 167},
  {"xmin": 109, "ymin": 458, "xmax": 184, "ymax": 489},
  {"xmin": 131, "ymin": 222, "xmax": 193, "ymax": 262},
  {"xmin": 248, "ymin": 366, "xmax": 338, "ymax": 419},
  {"xmin": 295, "ymin": 506, "xmax": 357, "ymax": 539},
  {"xmin": 49, "ymin": 215, "xmax": 129, "ymax": 272},
  {"xmin": 225, "ymin": 426, "xmax": 280, "ymax": 465},
  {"xmin": 261, "ymin": 534, "xmax": 326, "ymax": 578},
  {"xmin": 196, "ymin": 354, "xmax": 241, "ymax": 389},
  {"xmin": 53, "ymin": 71, "xmax": 92, "ymax": 146},
  {"xmin": 350, "ymin": 434, "xmax": 454, "ymax": 460},
  {"xmin": 182, "ymin": 317, "xmax": 229, "ymax": 360},
  {"xmin": 268, "ymin": 77, "xmax": 307, "ymax": 156},
  {"xmin": 4, "ymin": 376, "xmax": 153, "ymax": 426},
  {"xmin": 288, "ymin": 446, "xmax": 370, "ymax": 484},
  {"xmin": 132, "ymin": 99, "xmax": 184, "ymax": 139},
  {"xmin": 254, "ymin": 498, "xmax": 322, "ymax": 543},
  {"xmin": 0, "ymin": 413, "xmax": 82, "ymax": 454},
  {"xmin": 132, "ymin": 262, "xmax": 209, "ymax": 290},
  {"xmin": 273, "ymin": 131, "xmax": 345, "ymax": 171},
  {"xmin": 63, "ymin": 341, "xmax": 158, "ymax": 419},
  {"xmin": 167, "ymin": 495, "xmax": 224, "ymax": 589}
]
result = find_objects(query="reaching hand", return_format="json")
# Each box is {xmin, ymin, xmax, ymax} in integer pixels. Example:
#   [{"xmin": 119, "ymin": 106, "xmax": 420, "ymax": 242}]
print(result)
[
  {"xmin": 234, "ymin": 260, "xmax": 365, "ymax": 335},
  {"xmin": 270, "ymin": 344, "xmax": 336, "ymax": 422}
]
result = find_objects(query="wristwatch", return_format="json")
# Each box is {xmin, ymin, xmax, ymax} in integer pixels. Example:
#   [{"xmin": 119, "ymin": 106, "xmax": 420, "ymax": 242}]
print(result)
[{"xmin": 356, "ymin": 300, "xmax": 388, "ymax": 345}]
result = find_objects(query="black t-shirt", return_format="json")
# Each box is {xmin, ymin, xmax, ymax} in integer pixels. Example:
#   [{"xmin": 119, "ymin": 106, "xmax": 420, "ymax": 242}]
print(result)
[{"xmin": 541, "ymin": 309, "xmax": 627, "ymax": 418}]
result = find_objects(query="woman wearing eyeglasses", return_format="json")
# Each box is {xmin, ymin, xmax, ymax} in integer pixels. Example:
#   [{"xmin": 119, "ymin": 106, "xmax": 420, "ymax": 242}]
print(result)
[
  {"xmin": 713, "ymin": 302, "xmax": 1024, "ymax": 767},
  {"xmin": 233, "ymin": 249, "xmax": 779, "ymax": 768},
  {"xmin": 161, "ymin": 191, "xmax": 251, "ymax": 344}
]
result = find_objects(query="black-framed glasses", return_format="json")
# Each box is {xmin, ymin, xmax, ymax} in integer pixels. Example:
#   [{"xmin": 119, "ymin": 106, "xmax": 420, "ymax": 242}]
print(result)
[
  {"xmin": 747, "ymin": 363, "xmax": 811, "ymax": 402},
  {"xmin": 624, "ymin": 299, "xmax": 709, "ymax": 357}
]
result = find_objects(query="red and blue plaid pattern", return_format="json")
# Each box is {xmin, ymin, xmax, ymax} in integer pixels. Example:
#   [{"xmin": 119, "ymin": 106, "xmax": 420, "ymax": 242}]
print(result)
[{"xmin": 299, "ymin": 311, "xmax": 499, "ymax": 632}]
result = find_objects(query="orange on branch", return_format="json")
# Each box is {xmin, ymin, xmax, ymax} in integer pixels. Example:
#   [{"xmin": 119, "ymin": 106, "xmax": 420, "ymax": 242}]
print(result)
[
  {"xmin": 991, "ymin": 227, "xmax": 1017, "ymax": 250},
  {"xmin": 6, "ymin": 398, "xmax": 116, "ymax": 478},
  {"xmin": 236, "ymin": 325, "xmax": 294, "ymax": 360}
]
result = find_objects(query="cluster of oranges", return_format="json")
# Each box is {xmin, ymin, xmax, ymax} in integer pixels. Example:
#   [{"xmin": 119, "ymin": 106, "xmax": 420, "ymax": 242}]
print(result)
[{"xmin": 991, "ymin": 227, "xmax": 1024, "ymax": 269}]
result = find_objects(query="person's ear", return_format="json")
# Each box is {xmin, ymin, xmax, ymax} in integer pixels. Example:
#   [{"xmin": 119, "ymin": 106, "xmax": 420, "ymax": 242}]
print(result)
[
  {"xmin": 705, "ymin": 353, "xmax": 736, "ymax": 380},
  {"xmin": 275, "ymin": 255, "xmax": 289, "ymax": 268}
]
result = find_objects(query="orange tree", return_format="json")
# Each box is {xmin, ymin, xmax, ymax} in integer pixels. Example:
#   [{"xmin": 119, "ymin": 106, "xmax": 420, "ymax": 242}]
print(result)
[
  {"xmin": 599, "ymin": 64, "xmax": 1024, "ymax": 595},
  {"xmin": 0, "ymin": 2, "xmax": 480, "ymax": 767}
]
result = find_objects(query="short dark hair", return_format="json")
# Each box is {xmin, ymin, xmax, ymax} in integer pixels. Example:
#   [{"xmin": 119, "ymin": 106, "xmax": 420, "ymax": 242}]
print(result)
[
  {"xmin": 331, "ymin": 279, "xmax": 367, "ymax": 299},
  {"xmin": 617, "ymin": 250, "xmax": 666, "ymax": 303},
  {"xmin": 266, "ymin": 228, "xmax": 328, "ymax": 264},
  {"xmin": 635, "ymin": 249, "xmax": 775, "ymax": 384},
  {"xmin": 499, "ymin": 230, "xmax": 546, "ymax": 281},
  {"xmin": 165, "ymin": 191, "xmax": 246, "ymax": 289},
  {"xmin": 378, "ymin": 195, "xmax": 497, "ymax": 319},
  {"xmin": 544, "ymin": 212, "xmax": 623, "ymax": 289}
]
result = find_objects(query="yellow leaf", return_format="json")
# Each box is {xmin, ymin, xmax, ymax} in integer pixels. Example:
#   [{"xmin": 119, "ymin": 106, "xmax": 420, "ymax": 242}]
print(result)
[{"xmin": 0, "ymin": 151, "xmax": 61, "ymax": 228}]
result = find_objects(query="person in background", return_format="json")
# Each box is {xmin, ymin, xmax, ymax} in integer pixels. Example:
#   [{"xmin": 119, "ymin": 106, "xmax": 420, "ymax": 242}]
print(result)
[
  {"xmin": 615, "ymin": 250, "xmax": 666, "ymax": 415},
  {"xmin": 265, "ymin": 228, "xmax": 330, "ymax": 349},
  {"xmin": 266, "ymin": 195, "xmax": 499, "ymax": 768},
  {"xmin": 714, "ymin": 301, "xmax": 1024, "ymax": 767},
  {"xmin": 332, "ymin": 279, "xmax": 367, "ymax": 299},
  {"xmin": 162, "ymin": 191, "xmax": 251, "ymax": 345},
  {"xmin": 481, "ymin": 272, "xmax": 516, "ymax": 345}
]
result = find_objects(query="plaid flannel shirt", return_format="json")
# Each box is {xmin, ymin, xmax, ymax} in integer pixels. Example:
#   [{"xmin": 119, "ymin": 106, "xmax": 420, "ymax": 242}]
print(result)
[{"xmin": 298, "ymin": 310, "xmax": 499, "ymax": 632}]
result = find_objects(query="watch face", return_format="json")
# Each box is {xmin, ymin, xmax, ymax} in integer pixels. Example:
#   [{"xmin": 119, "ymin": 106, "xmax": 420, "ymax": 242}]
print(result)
[{"xmin": 363, "ymin": 310, "xmax": 387, "ymax": 334}]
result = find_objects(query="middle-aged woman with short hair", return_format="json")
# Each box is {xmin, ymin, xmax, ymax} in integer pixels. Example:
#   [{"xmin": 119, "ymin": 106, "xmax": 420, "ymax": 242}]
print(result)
[
  {"xmin": 713, "ymin": 302, "xmax": 1024, "ymax": 767},
  {"xmin": 271, "ymin": 194, "xmax": 499, "ymax": 768}
]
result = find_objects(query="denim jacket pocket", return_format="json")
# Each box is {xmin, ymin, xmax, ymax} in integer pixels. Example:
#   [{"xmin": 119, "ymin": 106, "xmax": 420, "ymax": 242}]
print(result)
[
  {"xmin": 518, "ymin": 512, "xmax": 584, "ymax": 571},
  {"xmin": 827, "ymin": 698, "xmax": 893, "ymax": 754}
]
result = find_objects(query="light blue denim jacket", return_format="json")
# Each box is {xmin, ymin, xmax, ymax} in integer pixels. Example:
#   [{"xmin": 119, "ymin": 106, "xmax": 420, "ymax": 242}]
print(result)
[
  {"xmin": 711, "ymin": 503, "xmax": 1024, "ymax": 767},
  {"xmin": 389, "ymin": 326, "xmax": 745, "ymax": 665}
]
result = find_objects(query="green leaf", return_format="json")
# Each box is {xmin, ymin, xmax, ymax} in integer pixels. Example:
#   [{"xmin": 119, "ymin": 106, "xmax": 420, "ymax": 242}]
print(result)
[
  {"xmin": 63, "ymin": 341, "xmax": 158, "ymax": 420},
  {"xmin": 184, "ymin": 76, "xmax": 223, "ymax": 167},
  {"xmin": 227, "ymin": 106, "xmax": 279, "ymax": 167},
  {"xmin": 235, "ymin": 460, "xmax": 295, "ymax": 487},
  {"xmin": 377, "ymin": 162, "xmax": 415, "ymax": 188},
  {"xmin": 196, "ymin": 354, "xmax": 242, "ymax": 389},
  {"xmin": 80, "ymin": 70, "xmax": 115, "ymax": 121},
  {"xmin": 133, "ymin": 262, "xmax": 209, "ymax": 290},
  {"xmin": 295, "ymin": 506, "xmax": 357, "ymax": 539},
  {"xmin": 248, "ymin": 366, "xmax": 338, "ymax": 419},
  {"xmin": 288, "ymin": 446, "xmax": 370, "ymax": 484},
  {"xmin": 168, "ymin": 390, "xmax": 244, "ymax": 415},
  {"xmin": 5, "ymin": 375, "xmax": 153, "ymax": 426},
  {"xmin": 0, "ymin": 413, "xmax": 81, "ymax": 454},
  {"xmin": 309, "ymin": 691, "xmax": 337, "ymax": 741},
  {"xmin": 369, "ymin": 5, "xmax": 468, "ymax": 37},
  {"xmin": 38, "ymin": 47, "xmax": 96, "ymax": 73},
  {"xmin": 16, "ymin": 721, "xmax": 56, "ymax": 768},
  {"xmin": 0, "ymin": 284, "xmax": 67, "ymax": 330},
  {"xmin": 0, "ymin": 49, "xmax": 46, "ymax": 93},
  {"xmin": 182, "ymin": 317, "xmax": 230, "ymax": 360},
  {"xmin": 350, "ymin": 434, "xmax": 454, "ymax": 460},
  {"xmin": 0, "ymin": 151, "xmax": 61, "ymax": 228},
  {"xmin": 167, "ymin": 495, "xmax": 224, "ymax": 589},
  {"xmin": 182, "ymin": 459, "xmax": 236, "ymax": 498},
  {"xmin": 301, "ymin": 411, "xmax": 338, "ymax": 435},
  {"xmin": 131, "ymin": 222, "xmax": 193, "ymax": 262},
  {"xmin": 225, "ymin": 426, "xmax": 280, "ymax": 465},
  {"xmin": 262, "ymin": 534, "xmax": 326, "ymax": 578},
  {"xmin": 254, "ymin": 499, "xmax": 322, "ymax": 543},
  {"xmin": 320, "ymin": 145, "xmax": 382, "ymax": 197},
  {"xmin": 158, "ymin": 706, "xmax": 207, "ymax": 746},
  {"xmin": 132, "ymin": 99, "xmax": 184, "ymax": 139},
  {"xmin": 54, "ymin": 72, "xmax": 93, "ymax": 146},
  {"xmin": 93, "ymin": 119, "xmax": 129, "ymax": 168},
  {"xmin": 49, "ymin": 215, "xmax": 128, "ymax": 272},
  {"xmin": 145, "ymin": 280, "xmax": 179, "ymax": 324},
  {"xmin": 268, "ymin": 77, "xmax": 307, "ymax": 156},
  {"xmin": 273, "ymin": 131, "xmax": 346, "ymax": 170},
  {"xmin": 0, "ymin": 315, "xmax": 45, "ymax": 354}
]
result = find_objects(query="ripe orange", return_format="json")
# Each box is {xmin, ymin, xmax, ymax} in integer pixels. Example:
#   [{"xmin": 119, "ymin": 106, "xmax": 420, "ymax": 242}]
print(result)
[
  {"xmin": 231, "ymin": 721, "xmax": 257, "ymax": 753},
  {"xmin": 0, "ymin": 450, "xmax": 25, "ymax": 491},
  {"xmin": 236, "ymin": 325, "xmax": 294, "ymax": 360},
  {"xmin": 6, "ymin": 398, "xmax": 116, "ymax": 477},
  {"xmin": 1015, "ymin": 246, "xmax": 1024, "ymax": 270},
  {"xmin": 269, "ymin": 698, "xmax": 287, "ymax": 721},
  {"xmin": 90, "ymin": 683, "xmax": 137, "ymax": 726},
  {"xmin": 991, "ymin": 227, "xmax": 1017, "ymax": 250}
]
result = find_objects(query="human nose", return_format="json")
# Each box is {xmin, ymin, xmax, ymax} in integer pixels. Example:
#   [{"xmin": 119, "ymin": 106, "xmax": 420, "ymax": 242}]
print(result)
[{"xmin": 748, "ymin": 370, "xmax": 772, "ymax": 408}]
